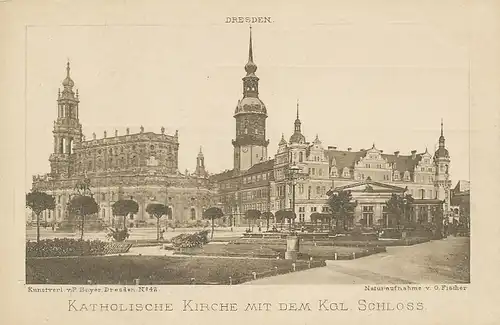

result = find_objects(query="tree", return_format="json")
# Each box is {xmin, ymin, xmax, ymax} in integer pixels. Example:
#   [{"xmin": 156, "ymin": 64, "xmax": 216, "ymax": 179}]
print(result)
[
  {"xmin": 112, "ymin": 199, "xmax": 139, "ymax": 229},
  {"xmin": 261, "ymin": 211, "xmax": 274, "ymax": 231},
  {"xmin": 202, "ymin": 207, "xmax": 224, "ymax": 239},
  {"xmin": 275, "ymin": 210, "xmax": 296, "ymax": 231},
  {"xmin": 244, "ymin": 209, "xmax": 261, "ymax": 232},
  {"xmin": 385, "ymin": 193, "xmax": 414, "ymax": 229},
  {"xmin": 146, "ymin": 203, "xmax": 171, "ymax": 241},
  {"xmin": 68, "ymin": 194, "xmax": 99, "ymax": 240},
  {"xmin": 327, "ymin": 190, "xmax": 357, "ymax": 232},
  {"xmin": 26, "ymin": 190, "xmax": 56, "ymax": 243}
]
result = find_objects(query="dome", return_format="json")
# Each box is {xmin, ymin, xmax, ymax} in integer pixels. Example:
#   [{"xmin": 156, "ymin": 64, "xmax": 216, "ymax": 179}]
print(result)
[
  {"xmin": 245, "ymin": 60, "xmax": 257, "ymax": 74},
  {"xmin": 235, "ymin": 96, "xmax": 267, "ymax": 115},
  {"xmin": 62, "ymin": 76, "xmax": 74, "ymax": 87},
  {"xmin": 434, "ymin": 147, "xmax": 449, "ymax": 158},
  {"xmin": 289, "ymin": 132, "xmax": 306, "ymax": 144}
]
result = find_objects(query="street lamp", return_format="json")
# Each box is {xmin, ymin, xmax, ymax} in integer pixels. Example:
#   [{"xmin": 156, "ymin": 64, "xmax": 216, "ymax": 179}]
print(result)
[{"xmin": 288, "ymin": 165, "xmax": 301, "ymax": 229}]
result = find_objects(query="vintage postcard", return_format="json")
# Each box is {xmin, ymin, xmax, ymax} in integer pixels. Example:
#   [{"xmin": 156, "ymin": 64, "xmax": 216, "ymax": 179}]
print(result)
[{"xmin": 2, "ymin": 0, "xmax": 500, "ymax": 324}]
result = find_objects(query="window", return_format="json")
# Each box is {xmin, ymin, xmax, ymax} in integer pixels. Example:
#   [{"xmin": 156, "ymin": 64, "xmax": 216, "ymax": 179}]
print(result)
[
  {"xmin": 322, "ymin": 206, "xmax": 329, "ymax": 212},
  {"xmin": 343, "ymin": 168, "xmax": 350, "ymax": 178},
  {"xmin": 308, "ymin": 186, "xmax": 311, "ymax": 199},
  {"xmin": 331, "ymin": 168, "xmax": 338, "ymax": 177},
  {"xmin": 262, "ymin": 173, "xmax": 267, "ymax": 181},
  {"xmin": 299, "ymin": 184, "xmax": 304, "ymax": 194},
  {"xmin": 393, "ymin": 171, "xmax": 399, "ymax": 180},
  {"xmin": 366, "ymin": 164, "xmax": 371, "ymax": 168},
  {"xmin": 101, "ymin": 193, "xmax": 106, "ymax": 201},
  {"xmin": 316, "ymin": 186, "xmax": 321, "ymax": 194},
  {"xmin": 298, "ymin": 207, "xmax": 305, "ymax": 212},
  {"xmin": 191, "ymin": 208, "xmax": 196, "ymax": 220},
  {"xmin": 319, "ymin": 169, "xmax": 323, "ymax": 176},
  {"xmin": 311, "ymin": 168, "xmax": 316, "ymax": 175},
  {"xmin": 299, "ymin": 152, "xmax": 303, "ymax": 162},
  {"xmin": 404, "ymin": 171, "xmax": 411, "ymax": 181},
  {"xmin": 311, "ymin": 207, "xmax": 317, "ymax": 212}
]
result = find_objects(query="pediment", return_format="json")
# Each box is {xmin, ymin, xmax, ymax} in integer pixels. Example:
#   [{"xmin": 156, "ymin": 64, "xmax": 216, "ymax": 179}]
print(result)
[{"xmin": 334, "ymin": 181, "xmax": 406, "ymax": 193}]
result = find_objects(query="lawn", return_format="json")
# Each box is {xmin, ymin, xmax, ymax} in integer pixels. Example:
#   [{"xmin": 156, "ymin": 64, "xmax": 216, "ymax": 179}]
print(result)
[
  {"xmin": 176, "ymin": 243, "xmax": 386, "ymax": 260},
  {"xmin": 26, "ymin": 256, "xmax": 324, "ymax": 285}
]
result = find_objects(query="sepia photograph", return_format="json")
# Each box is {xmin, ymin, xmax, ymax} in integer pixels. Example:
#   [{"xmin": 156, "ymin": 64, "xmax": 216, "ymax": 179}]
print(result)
[{"xmin": 24, "ymin": 19, "xmax": 471, "ymax": 286}]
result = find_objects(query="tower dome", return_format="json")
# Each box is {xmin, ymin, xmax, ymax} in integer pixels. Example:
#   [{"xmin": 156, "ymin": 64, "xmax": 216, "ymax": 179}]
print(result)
[{"xmin": 62, "ymin": 61, "xmax": 74, "ymax": 88}]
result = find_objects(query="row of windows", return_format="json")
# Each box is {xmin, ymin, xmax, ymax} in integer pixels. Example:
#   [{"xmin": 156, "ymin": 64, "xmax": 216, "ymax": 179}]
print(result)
[
  {"xmin": 77, "ymin": 144, "xmax": 175, "ymax": 158},
  {"xmin": 242, "ymin": 203, "xmax": 270, "ymax": 213},
  {"xmin": 242, "ymin": 172, "xmax": 269, "ymax": 185},
  {"xmin": 241, "ymin": 188, "xmax": 269, "ymax": 201}
]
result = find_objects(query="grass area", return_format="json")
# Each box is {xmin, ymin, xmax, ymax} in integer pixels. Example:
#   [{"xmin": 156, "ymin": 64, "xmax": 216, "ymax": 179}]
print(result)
[
  {"xmin": 26, "ymin": 256, "xmax": 324, "ymax": 285},
  {"xmin": 176, "ymin": 243, "xmax": 386, "ymax": 260},
  {"xmin": 230, "ymin": 237, "xmax": 430, "ymax": 247}
]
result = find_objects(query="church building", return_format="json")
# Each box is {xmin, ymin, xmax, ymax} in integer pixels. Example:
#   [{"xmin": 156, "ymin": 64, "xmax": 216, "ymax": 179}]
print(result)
[{"xmin": 31, "ymin": 63, "xmax": 215, "ymax": 227}]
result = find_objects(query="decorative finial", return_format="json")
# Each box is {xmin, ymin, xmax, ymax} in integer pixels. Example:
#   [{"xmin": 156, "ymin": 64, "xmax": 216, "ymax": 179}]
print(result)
[
  {"xmin": 296, "ymin": 99, "xmax": 299, "ymax": 119},
  {"xmin": 161, "ymin": 126, "xmax": 165, "ymax": 134},
  {"xmin": 66, "ymin": 60, "xmax": 70, "ymax": 78},
  {"xmin": 126, "ymin": 127, "xmax": 130, "ymax": 135},
  {"xmin": 175, "ymin": 130, "xmax": 179, "ymax": 137},
  {"xmin": 140, "ymin": 125, "xmax": 144, "ymax": 133},
  {"xmin": 76, "ymin": 89, "xmax": 79, "ymax": 98},
  {"xmin": 441, "ymin": 118, "xmax": 444, "ymax": 137},
  {"xmin": 372, "ymin": 143, "xmax": 376, "ymax": 149},
  {"xmin": 92, "ymin": 132, "xmax": 96, "ymax": 140},
  {"xmin": 244, "ymin": 26, "xmax": 257, "ymax": 74},
  {"xmin": 104, "ymin": 130, "xmax": 107, "ymax": 138},
  {"xmin": 199, "ymin": 146, "xmax": 203, "ymax": 153},
  {"xmin": 115, "ymin": 129, "xmax": 118, "ymax": 137}
]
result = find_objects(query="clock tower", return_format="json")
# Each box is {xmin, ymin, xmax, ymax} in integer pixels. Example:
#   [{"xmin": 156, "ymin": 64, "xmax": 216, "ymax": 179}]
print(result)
[{"xmin": 232, "ymin": 27, "xmax": 269, "ymax": 172}]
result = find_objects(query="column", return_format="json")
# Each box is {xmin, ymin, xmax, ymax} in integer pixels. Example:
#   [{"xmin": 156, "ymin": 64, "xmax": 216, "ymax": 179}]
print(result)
[{"xmin": 54, "ymin": 136, "xmax": 58, "ymax": 153}]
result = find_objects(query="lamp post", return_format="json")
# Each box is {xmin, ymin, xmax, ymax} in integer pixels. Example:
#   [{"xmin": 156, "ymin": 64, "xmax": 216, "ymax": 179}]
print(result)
[{"xmin": 288, "ymin": 165, "xmax": 301, "ymax": 230}]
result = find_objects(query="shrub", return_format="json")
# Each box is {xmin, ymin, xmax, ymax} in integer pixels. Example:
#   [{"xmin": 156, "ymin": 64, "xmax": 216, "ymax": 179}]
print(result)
[
  {"xmin": 171, "ymin": 230, "xmax": 209, "ymax": 248},
  {"xmin": 26, "ymin": 238, "xmax": 107, "ymax": 257},
  {"xmin": 26, "ymin": 238, "xmax": 131, "ymax": 257},
  {"xmin": 106, "ymin": 228, "xmax": 130, "ymax": 242}
]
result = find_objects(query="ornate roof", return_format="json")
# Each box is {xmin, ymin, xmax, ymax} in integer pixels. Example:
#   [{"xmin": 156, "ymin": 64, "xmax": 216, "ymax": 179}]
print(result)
[{"xmin": 235, "ymin": 97, "xmax": 267, "ymax": 115}]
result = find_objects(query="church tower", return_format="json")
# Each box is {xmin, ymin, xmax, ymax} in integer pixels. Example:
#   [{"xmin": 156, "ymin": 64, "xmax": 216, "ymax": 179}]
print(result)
[
  {"xmin": 195, "ymin": 146, "xmax": 207, "ymax": 177},
  {"xmin": 49, "ymin": 61, "xmax": 83, "ymax": 178},
  {"xmin": 232, "ymin": 27, "xmax": 269, "ymax": 172},
  {"xmin": 434, "ymin": 119, "xmax": 451, "ymax": 209}
]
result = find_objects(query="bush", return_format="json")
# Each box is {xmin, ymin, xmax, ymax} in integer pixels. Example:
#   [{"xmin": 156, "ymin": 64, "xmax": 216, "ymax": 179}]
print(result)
[
  {"xmin": 171, "ymin": 230, "xmax": 209, "ymax": 248},
  {"xmin": 26, "ymin": 238, "xmax": 132, "ymax": 257},
  {"xmin": 106, "ymin": 228, "xmax": 130, "ymax": 242},
  {"xmin": 26, "ymin": 238, "xmax": 107, "ymax": 257}
]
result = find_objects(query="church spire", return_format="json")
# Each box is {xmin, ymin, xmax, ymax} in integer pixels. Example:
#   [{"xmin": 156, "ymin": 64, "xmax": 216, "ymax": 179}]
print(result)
[
  {"xmin": 244, "ymin": 26, "xmax": 257, "ymax": 76},
  {"xmin": 294, "ymin": 99, "xmax": 301, "ymax": 133},
  {"xmin": 439, "ymin": 118, "xmax": 445, "ymax": 146}
]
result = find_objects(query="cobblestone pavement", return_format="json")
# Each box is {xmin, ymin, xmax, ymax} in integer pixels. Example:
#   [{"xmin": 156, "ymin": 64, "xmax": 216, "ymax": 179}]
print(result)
[{"xmin": 246, "ymin": 236, "xmax": 470, "ymax": 284}]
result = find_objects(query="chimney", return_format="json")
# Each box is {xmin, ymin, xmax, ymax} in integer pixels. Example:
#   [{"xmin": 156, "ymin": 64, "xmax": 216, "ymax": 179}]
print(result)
[
  {"xmin": 411, "ymin": 150, "xmax": 417, "ymax": 159},
  {"xmin": 394, "ymin": 151, "xmax": 400, "ymax": 157},
  {"xmin": 347, "ymin": 147, "xmax": 352, "ymax": 152}
]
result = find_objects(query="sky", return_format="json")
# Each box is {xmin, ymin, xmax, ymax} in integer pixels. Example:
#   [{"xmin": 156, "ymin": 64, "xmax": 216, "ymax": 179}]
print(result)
[{"xmin": 26, "ymin": 20, "xmax": 470, "ymax": 189}]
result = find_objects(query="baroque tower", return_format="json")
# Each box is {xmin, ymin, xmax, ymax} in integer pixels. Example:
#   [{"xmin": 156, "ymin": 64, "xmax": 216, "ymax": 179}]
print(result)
[
  {"xmin": 434, "ymin": 119, "xmax": 451, "ymax": 210},
  {"xmin": 232, "ymin": 27, "xmax": 269, "ymax": 172},
  {"xmin": 49, "ymin": 62, "xmax": 83, "ymax": 178},
  {"xmin": 195, "ymin": 146, "xmax": 207, "ymax": 177}
]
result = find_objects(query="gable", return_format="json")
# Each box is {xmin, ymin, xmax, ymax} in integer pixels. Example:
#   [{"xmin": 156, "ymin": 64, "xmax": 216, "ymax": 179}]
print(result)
[{"xmin": 334, "ymin": 180, "xmax": 406, "ymax": 193}]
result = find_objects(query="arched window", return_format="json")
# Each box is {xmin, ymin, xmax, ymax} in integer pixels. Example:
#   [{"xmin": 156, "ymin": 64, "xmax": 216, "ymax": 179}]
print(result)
[
  {"xmin": 191, "ymin": 208, "xmax": 196, "ymax": 220},
  {"xmin": 343, "ymin": 167, "xmax": 350, "ymax": 178}
]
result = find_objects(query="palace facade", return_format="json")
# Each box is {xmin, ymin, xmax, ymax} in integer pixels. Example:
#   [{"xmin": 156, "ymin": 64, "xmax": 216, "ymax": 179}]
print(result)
[
  {"xmin": 31, "ymin": 63, "xmax": 215, "ymax": 226},
  {"xmin": 212, "ymin": 29, "xmax": 452, "ymax": 227}
]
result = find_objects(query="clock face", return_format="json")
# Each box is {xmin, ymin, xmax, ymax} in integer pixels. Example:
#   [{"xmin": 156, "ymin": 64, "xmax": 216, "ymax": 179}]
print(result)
[{"xmin": 242, "ymin": 147, "xmax": 248, "ymax": 153}]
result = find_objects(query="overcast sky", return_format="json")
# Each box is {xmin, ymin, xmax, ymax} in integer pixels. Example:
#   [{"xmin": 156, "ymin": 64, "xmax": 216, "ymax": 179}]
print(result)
[{"xmin": 26, "ymin": 19, "xmax": 470, "ymax": 189}]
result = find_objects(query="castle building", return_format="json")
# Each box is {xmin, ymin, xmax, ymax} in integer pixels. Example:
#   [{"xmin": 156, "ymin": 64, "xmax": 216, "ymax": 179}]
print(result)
[
  {"xmin": 212, "ymin": 29, "xmax": 452, "ymax": 228},
  {"xmin": 31, "ymin": 62, "xmax": 215, "ymax": 227}
]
